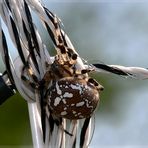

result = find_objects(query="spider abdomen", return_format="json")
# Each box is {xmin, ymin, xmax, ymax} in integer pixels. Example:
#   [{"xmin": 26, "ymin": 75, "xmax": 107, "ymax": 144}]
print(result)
[{"xmin": 47, "ymin": 77, "xmax": 102, "ymax": 119}]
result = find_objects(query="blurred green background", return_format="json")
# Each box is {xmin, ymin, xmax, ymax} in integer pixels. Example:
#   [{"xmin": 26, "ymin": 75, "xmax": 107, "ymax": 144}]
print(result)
[{"xmin": 0, "ymin": 1, "xmax": 148, "ymax": 147}]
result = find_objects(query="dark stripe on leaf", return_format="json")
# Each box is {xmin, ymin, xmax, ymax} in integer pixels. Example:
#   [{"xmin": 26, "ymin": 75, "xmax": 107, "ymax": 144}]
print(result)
[
  {"xmin": 61, "ymin": 31, "xmax": 68, "ymax": 47},
  {"xmin": 5, "ymin": 0, "xmax": 11, "ymax": 11},
  {"xmin": 44, "ymin": 7, "xmax": 55, "ymax": 25},
  {"xmin": 44, "ymin": 22, "xmax": 57, "ymax": 46},
  {"xmin": 72, "ymin": 136, "xmax": 76, "ymax": 148},
  {"xmin": 22, "ymin": 20, "xmax": 40, "ymax": 73},
  {"xmin": 40, "ymin": 88, "xmax": 46, "ymax": 142},
  {"xmin": 80, "ymin": 117, "xmax": 90, "ymax": 148},
  {"xmin": 48, "ymin": 113, "xmax": 55, "ymax": 135},
  {"xmin": 93, "ymin": 63, "xmax": 129, "ymax": 76},
  {"xmin": 10, "ymin": 17, "xmax": 26, "ymax": 65},
  {"xmin": 24, "ymin": 1, "xmax": 40, "ymax": 56},
  {"xmin": 2, "ymin": 30, "xmax": 15, "ymax": 85}
]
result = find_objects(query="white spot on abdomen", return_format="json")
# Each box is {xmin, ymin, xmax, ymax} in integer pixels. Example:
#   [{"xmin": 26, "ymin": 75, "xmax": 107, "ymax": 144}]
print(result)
[
  {"xmin": 63, "ymin": 92, "xmax": 73, "ymax": 98},
  {"xmin": 61, "ymin": 111, "xmax": 67, "ymax": 115},
  {"xmin": 56, "ymin": 82, "xmax": 62, "ymax": 95},
  {"xmin": 76, "ymin": 101, "xmax": 85, "ymax": 107},
  {"xmin": 72, "ymin": 110, "xmax": 76, "ymax": 114},
  {"xmin": 64, "ymin": 107, "xmax": 67, "ymax": 110},
  {"xmin": 85, "ymin": 99, "xmax": 93, "ymax": 109},
  {"xmin": 70, "ymin": 84, "xmax": 82, "ymax": 94},
  {"xmin": 54, "ymin": 97, "xmax": 61, "ymax": 106},
  {"xmin": 62, "ymin": 99, "xmax": 66, "ymax": 104}
]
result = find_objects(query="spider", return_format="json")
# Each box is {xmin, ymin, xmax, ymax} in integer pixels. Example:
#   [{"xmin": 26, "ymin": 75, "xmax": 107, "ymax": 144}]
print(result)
[
  {"xmin": 21, "ymin": 47, "xmax": 103, "ymax": 120},
  {"xmin": 21, "ymin": 12, "xmax": 104, "ymax": 120}
]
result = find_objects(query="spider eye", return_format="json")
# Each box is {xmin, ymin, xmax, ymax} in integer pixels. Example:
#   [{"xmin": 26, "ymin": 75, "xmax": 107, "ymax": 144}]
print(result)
[{"xmin": 72, "ymin": 54, "xmax": 77, "ymax": 60}]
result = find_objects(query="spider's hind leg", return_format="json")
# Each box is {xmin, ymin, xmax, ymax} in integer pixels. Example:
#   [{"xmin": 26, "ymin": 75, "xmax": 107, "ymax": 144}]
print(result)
[
  {"xmin": 54, "ymin": 118, "xmax": 73, "ymax": 137},
  {"xmin": 48, "ymin": 108, "xmax": 73, "ymax": 137}
]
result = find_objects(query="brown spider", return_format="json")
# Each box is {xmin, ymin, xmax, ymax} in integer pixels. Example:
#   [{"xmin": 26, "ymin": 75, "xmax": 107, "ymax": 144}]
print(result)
[
  {"xmin": 21, "ymin": 12, "xmax": 104, "ymax": 120},
  {"xmin": 21, "ymin": 46, "xmax": 103, "ymax": 120}
]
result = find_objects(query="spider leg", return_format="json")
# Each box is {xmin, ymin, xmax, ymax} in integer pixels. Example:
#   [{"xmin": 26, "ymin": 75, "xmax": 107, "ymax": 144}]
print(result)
[
  {"xmin": 52, "ymin": 116, "xmax": 73, "ymax": 137},
  {"xmin": 47, "ymin": 105, "xmax": 73, "ymax": 137},
  {"xmin": 21, "ymin": 64, "xmax": 39, "ymax": 89},
  {"xmin": 72, "ymin": 68, "xmax": 94, "ymax": 77},
  {"xmin": 81, "ymin": 69, "xmax": 94, "ymax": 74},
  {"xmin": 51, "ymin": 15, "xmax": 78, "ymax": 66},
  {"xmin": 21, "ymin": 74, "xmax": 36, "ymax": 89},
  {"xmin": 21, "ymin": 64, "xmax": 47, "ymax": 142},
  {"xmin": 88, "ymin": 78, "xmax": 104, "ymax": 91}
]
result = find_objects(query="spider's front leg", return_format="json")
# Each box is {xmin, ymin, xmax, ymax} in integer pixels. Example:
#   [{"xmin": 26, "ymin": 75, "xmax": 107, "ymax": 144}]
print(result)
[{"xmin": 21, "ymin": 64, "xmax": 39, "ymax": 89}]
